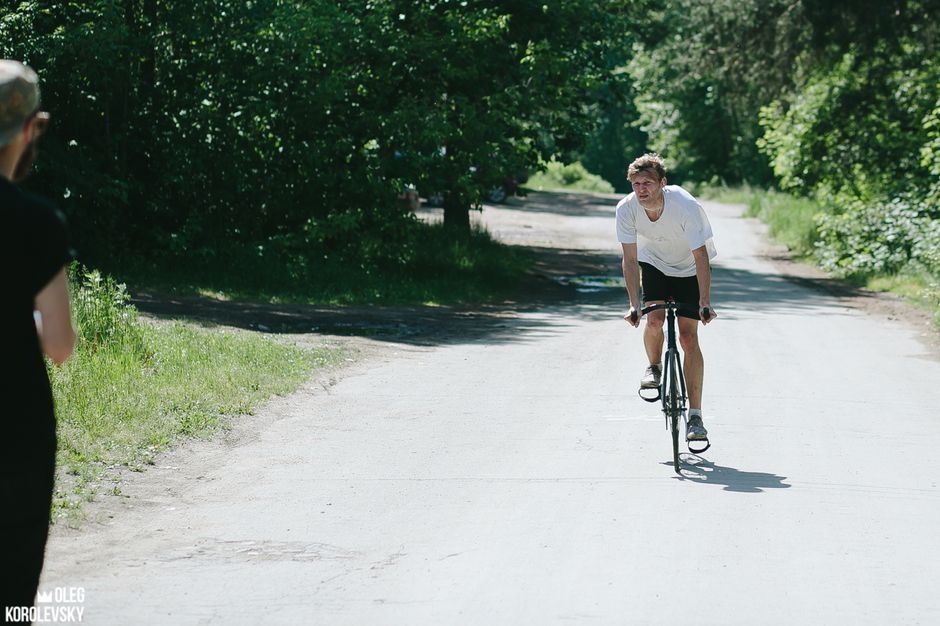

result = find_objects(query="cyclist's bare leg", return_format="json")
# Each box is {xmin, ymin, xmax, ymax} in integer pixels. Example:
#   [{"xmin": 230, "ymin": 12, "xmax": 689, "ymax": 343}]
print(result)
[
  {"xmin": 677, "ymin": 316, "xmax": 704, "ymax": 409},
  {"xmin": 643, "ymin": 304, "xmax": 665, "ymax": 365}
]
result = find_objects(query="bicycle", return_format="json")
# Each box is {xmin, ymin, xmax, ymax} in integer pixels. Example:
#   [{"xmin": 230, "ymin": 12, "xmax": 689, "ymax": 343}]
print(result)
[{"xmin": 632, "ymin": 299, "xmax": 711, "ymax": 473}]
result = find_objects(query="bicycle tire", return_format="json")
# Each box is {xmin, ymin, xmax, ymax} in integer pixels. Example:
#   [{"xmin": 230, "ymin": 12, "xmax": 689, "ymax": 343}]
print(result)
[
  {"xmin": 669, "ymin": 358, "xmax": 680, "ymax": 474},
  {"xmin": 663, "ymin": 350, "xmax": 680, "ymax": 473}
]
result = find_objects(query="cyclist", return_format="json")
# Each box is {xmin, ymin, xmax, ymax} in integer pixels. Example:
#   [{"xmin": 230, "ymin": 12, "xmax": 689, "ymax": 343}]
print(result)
[{"xmin": 616, "ymin": 153, "xmax": 717, "ymax": 441}]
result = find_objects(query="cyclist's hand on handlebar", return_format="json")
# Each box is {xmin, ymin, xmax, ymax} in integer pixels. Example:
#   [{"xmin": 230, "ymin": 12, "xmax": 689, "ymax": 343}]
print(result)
[
  {"xmin": 625, "ymin": 307, "xmax": 641, "ymax": 327},
  {"xmin": 699, "ymin": 305, "xmax": 717, "ymax": 325}
]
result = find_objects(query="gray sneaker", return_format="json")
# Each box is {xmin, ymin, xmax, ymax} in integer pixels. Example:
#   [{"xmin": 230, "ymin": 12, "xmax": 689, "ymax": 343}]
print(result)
[
  {"xmin": 686, "ymin": 415, "xmax": 708, "ymax": 441},
  {"xmin": 640, "ymin": 364, "xmax": 661, "ymax": 389}
]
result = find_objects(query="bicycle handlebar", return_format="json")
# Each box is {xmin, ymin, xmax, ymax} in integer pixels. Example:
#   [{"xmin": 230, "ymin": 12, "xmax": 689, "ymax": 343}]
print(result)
[{"xmin": 629, "ymin": 302, "xmax": 710, "ymax": 324}]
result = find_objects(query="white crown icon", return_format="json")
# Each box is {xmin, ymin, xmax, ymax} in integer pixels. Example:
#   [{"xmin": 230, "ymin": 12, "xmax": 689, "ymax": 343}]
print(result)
[{"xmin": 36, "ymin": 590, "xmax": 53, "ymax": 603}]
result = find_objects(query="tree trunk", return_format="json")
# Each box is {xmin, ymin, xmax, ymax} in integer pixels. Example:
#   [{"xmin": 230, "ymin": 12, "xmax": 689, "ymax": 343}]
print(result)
[{"xmin": 443, "ymin": 194, "xmax": 471, "ymax": 235}]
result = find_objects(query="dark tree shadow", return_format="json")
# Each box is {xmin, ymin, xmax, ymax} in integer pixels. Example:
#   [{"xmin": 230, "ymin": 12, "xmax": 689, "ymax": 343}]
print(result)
[
  {"xmin": 130, "ymin": 191, "xmax": 867, "ymax": 347},
  {"xmin": 664, "ymin": 457, "xmax": 792, "ymax": 493},
  {"xmin": 131, "ymin": 257, "xmax": 862, "ymax": 347}
]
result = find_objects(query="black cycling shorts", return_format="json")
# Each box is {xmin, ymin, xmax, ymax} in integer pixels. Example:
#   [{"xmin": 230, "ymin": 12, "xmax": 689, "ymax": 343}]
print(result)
[{"xmin": 639, "ymin": 262, "xmax": 700, "ymax": 306}]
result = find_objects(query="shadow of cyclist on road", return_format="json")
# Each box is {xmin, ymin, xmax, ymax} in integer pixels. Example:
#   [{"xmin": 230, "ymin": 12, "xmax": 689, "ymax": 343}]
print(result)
[{"xmin": 667, "ymin": 457, "xmax": 792, "ymax": 493}]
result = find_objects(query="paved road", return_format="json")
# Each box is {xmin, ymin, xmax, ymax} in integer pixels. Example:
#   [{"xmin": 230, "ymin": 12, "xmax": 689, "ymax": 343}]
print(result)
[{"xmin": 42, "ymin": 192, "xmax": 940, "ymax": 625}]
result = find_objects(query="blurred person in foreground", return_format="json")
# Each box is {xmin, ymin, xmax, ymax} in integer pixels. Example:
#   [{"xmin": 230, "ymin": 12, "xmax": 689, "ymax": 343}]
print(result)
[{"xmin": 0, "ymin": 59, "xmax": 76, "ymax": 622}]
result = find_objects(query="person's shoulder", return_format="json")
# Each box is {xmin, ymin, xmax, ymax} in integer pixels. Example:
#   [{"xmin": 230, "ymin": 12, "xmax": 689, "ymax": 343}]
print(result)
[
  {"xmin": 666, "ymin": 185, "xmax": 703, "ymax": 213},
  {"xmin": 616, "ymin": 192, "xmax": 637, "ymax": 214},
  {"xmin": 665, "ymin": 185, "xmax": 699, "ymax": 203}
]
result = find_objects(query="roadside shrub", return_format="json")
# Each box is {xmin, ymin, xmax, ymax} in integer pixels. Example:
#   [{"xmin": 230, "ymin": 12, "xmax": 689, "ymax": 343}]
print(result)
[
  {"xmin": 912, "ymin": 218, "xmax": 940, "ymax": 276},
  {"xmin": 68, "ymin": 264, "xmax": 148, "ymax": 359},
  {"xmin": 527, "ymin": 160, "xmax": 614, "ymax": 193},
  {"xmin": 920, "ymin": 101, "xmax": 940, "ymax": 208},
  {"xmin": 815, "ymin": 197, "xmax": 939, "ymax": 277}
]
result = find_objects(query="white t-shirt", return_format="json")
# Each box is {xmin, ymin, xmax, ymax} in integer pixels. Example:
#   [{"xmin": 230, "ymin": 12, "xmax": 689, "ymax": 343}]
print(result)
[{"xmin": 616, "ymin": 185, "xmax": 718, "ymax": 277}]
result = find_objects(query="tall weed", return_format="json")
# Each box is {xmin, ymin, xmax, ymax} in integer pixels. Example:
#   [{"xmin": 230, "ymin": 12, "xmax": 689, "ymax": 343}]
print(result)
[{"xmin": 68, "ymin": 263, "xmax": 149, "ymax": 359}]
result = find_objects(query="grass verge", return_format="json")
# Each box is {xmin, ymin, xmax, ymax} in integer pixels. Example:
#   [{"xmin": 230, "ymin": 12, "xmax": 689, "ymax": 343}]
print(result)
[
  {"xmin": 867, "ymin": 266, "xmax": 940, "ymax": 330},
  {"xmin": 49, "ymin": 313, "xmax": 339, "ymax": 522}
]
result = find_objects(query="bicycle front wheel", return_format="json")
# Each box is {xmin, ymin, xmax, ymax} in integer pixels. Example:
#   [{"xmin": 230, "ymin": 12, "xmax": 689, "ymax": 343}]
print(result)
[{"xmin": 664, "ymin": 351, "xmax": 680, "ymax": 474}]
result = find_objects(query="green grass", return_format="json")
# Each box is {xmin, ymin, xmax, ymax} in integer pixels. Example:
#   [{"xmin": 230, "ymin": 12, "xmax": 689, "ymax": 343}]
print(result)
[
  {"xmin": 693, "ymin": 184, "xmax": 759, "ymax": 207},
  {"xmin": 107, "ymin": 222, "xmax": 532, "ymax": 306},
  {"xmin": 866, "ymin": 266, "xmax": 940, "ymax": 330},
  {"xmin": 49, "ymin": 321, "xmax": 339, "ymax": 521}
]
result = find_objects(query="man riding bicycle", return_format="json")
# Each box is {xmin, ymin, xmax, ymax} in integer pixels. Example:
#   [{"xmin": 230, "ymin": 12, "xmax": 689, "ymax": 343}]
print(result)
[{"xmin": 617, "ymin": 153, "xmax": 717, "ymax": 441}]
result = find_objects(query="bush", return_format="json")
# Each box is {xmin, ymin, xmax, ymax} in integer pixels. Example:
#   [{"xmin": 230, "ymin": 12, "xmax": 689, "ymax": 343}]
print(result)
[
  {"xmin": 527, "ymin": 160, "xmax": 615, "ymax": 193},
  {"xmin": 68, "ymin": 264, "xmax": 148, "ymax": 359},
  {"xmin": 815, "ymin": 196, "xmax": 940, "ymax": 277}
]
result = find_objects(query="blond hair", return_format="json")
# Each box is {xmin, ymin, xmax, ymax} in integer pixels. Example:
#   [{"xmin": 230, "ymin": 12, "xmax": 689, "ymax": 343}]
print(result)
[{"xmin": 627, "ymin": 153, "xmax": 666, "ymax": 181}]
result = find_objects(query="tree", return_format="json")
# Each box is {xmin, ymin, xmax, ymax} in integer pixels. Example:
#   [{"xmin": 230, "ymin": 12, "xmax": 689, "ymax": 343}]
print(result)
[
  {"xmin": 2, "ymin": 2, "xmax": 650, "ymax": 255},
  {"xmin": 626, "ymin": 0, "xmax": 813, "ymax": 184},
  {"xmin": 379, "ymin": 1, "xmax": 646, "ymax": 232}
]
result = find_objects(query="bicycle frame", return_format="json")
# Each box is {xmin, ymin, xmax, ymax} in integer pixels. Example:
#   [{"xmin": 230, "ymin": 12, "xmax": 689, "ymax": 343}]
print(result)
[{"xmin": 636, "ymin": 299, "xmax": 708, "ymax": 473}]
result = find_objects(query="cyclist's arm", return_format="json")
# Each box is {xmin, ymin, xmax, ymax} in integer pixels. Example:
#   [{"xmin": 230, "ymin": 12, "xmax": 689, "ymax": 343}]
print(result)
[
  {"xmin": 621, "ymin": 243, "xmax": 642, "ymax": 326},
  {"xmin": 691, "ymin": 245, "xmax": 715, "ymax": 324}
]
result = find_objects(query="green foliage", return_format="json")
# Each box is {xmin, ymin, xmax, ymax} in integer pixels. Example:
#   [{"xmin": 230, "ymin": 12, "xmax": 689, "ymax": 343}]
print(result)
[
  {"xmin": 382, "ymin": 1, "xmax": 644, "ymax": 228},
  {"xmin": 68, "ymin": 263, "xmax": 148, "ymax": 359},
  {"xmin": 693, "ymin": 184, "xmax": 759, "ymax": 207},
  {"xmin": 572, "ymin": 45, "xmax": 648, "ymax": 193},
  {"xmin": 750, "ymin": 193, "xmax": 820, "ymax": 258},
  {"xmin": 49, "ymin": 263, "xmax": 337, "ymax": 516},
  {"xmin": 640, "ymin": 0, "xmax": 938, "ymax": 332},
  {"xmin": 1, "ymin": 1, "xmax": 645, "ymax": 261},
  {"xmin": 753, "ymin": 4, "xmax": 939, "ymax": 288},
  {"xmin": 868, "ymin": 268, "xmax": 940, "ymax": 331},
  {"xmin": 759, "ymin": 50, "xmax": 938, "ymax": 203},
  {"xmin": 816, "ymin": 197, "xmax": 940, "ymax": 277},
  {"xmin": 628, "ymin": 0, "xmax": 938, "ymax": 198},
  {"xmin": 3, "ymin": 0, "xmax": 937, "ymax": 314},
  {"xmin": 920, "ymin": 99, "xmax": 940, "ymax": 206},
  {"xmin": 527, "ymin": 161, "xmax": 615, "ymax": 193},
  {"xmin": 627, "ymin": 0, "xmax": 804, "ymax": 184},
  {"xmin": 121, "ymin": 218, "xmax": 531, "ymax": 306}
]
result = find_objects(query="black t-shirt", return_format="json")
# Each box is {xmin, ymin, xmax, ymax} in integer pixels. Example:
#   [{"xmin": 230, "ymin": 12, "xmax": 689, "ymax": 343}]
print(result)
[{"xmin": 2, "ymin": 176, "xmax": 75, "ymax": 453}]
